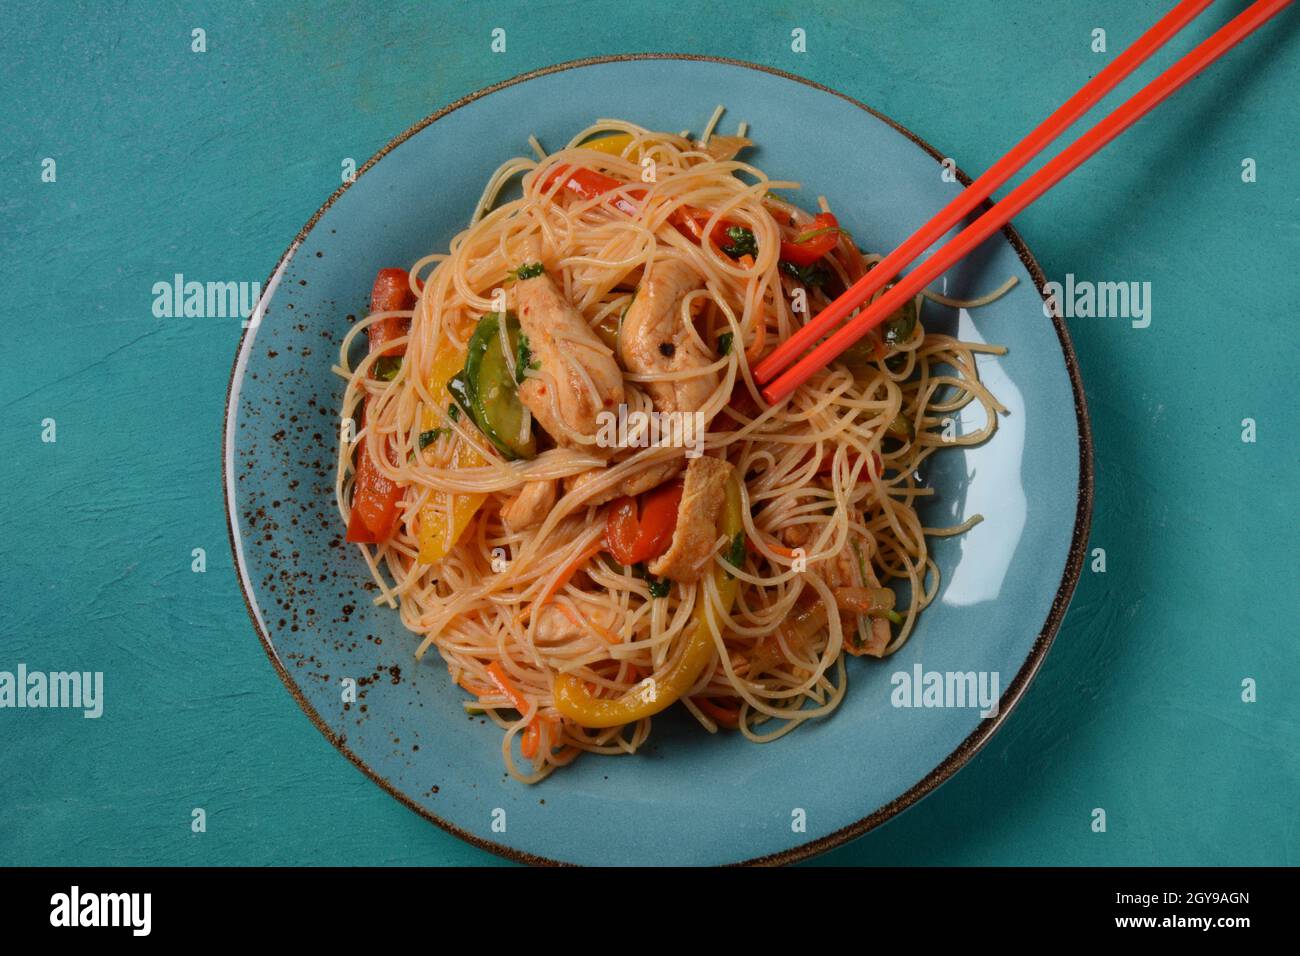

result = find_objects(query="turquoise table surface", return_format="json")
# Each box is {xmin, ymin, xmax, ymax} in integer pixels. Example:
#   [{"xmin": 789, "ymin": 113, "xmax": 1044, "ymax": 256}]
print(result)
[{"xmin": 2, "ymin": 0, "xmax": 1296, "ymax": 866}]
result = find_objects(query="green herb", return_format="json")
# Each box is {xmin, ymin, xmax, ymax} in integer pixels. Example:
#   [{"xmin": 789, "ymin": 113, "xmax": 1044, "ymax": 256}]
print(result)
[
  {"xmin": 510, "ymin": 262, "xmax": 545, "ymax": 281},
  {"xmin": 514, "ymin": 333, "xmax": 539, "ymax": 383},
  {"xmin": 882, "ymin": 298, "xmax": 919, "ymax": 346},
  {"xmin": 630, "ymin": 562, "xmax": 671, "ymax": 599},
  {"xmin": 792, "ymin": 224, "xmax": 843, "ymax": 244},
  {"xmin": 448, "ymin": 402, "xmax": 460, "ymax": 422},
  {"xmin": 418, "ymin": 429, "xmax": 442, "ymax": 449},
  {"xmin": 724, "ymin": 530, "xmax": 746, "ymax": 578},
  {"xmin": 372, "ymin": 355, "xmax": 402, "ymax": 381},
  {"xmin": 720, "ymin": 226, "xmax": 757, "ymax": 259},
  {"xmin": 717, "ymin": 331, "xmax": 734, "ymax": 356},
  {"xmin": 779, "ymin": 260, "xmax": 829, "ymax": 287},
  {"xmin": 880, "ymin": 608, "xmax": 904, "ymax": 625}
]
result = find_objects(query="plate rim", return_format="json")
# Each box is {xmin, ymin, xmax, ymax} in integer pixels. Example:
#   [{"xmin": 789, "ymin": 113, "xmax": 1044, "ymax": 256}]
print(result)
[{"xmin": 221, "ymin": 52, "xmax": 1095, "ymax": 867}]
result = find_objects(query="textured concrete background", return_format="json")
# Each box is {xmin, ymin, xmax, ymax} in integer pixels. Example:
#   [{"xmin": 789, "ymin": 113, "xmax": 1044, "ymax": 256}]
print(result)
[{"xmin": 1, "ymin": 0, "xmax": 1296, "ymax": 865}]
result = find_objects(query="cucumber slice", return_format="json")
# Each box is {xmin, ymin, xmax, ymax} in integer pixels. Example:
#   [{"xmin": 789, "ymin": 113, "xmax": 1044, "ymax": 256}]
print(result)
[{"xmin": 464, "ymin": 312, "xmax": 536, "ymax": 460}]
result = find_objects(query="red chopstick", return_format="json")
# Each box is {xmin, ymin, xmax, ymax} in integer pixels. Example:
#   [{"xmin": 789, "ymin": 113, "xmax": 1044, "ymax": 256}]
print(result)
[
  {"xmin": 755, "ymin": 0, "xmax": 1214, "ymax": 387},
  {"xmin": 761, "ymin": 0, "xmax": 1291, "ymax": 405}
]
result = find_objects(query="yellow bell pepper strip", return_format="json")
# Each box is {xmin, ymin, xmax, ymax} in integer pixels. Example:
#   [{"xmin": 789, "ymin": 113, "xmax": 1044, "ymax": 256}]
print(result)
[
  {"xmin": 579, "ymin": 132, "xmax": 635, "ymax": 157},
  {"xmin": 554, "ymin": 471, "xmax": 743, "ymax": 728},
  {"xmin": 416, "ymin": 339, "xmax": 489, "ymax": 563}
]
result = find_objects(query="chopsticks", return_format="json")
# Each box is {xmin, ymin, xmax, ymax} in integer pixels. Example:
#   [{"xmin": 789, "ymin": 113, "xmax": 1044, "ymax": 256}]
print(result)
[{"xmin": 756, "ymin": 0, "xmax": 1292, "ymax": 404}]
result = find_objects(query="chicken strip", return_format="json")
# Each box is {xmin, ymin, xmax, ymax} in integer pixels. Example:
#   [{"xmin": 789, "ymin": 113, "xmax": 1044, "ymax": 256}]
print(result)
[
  {"xmin": 500, "ymin": 480, "xmax": 556, "ymax": 530},
  {"xmin": 513, "ymin": 238, "xmax": 623, "ymax": 449},
  {"xmin": 534, "ymin": 600, "xmax": 620, "ymax": 644},
  {"xmin": 647, "ymin": 456, "xmax": 733, "ymax": 584},
  {"xmin": 619, "ymin": 258, "xmax": 718, "ymax": 417},
  {"xmin": 563, "ymin": 457, "xmax": 684, "ymax": 508}
]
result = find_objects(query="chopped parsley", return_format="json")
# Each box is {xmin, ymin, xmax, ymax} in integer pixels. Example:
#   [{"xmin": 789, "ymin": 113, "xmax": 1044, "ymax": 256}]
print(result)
[
  {"xmin": 510, "ymin": 262, "xmax": 546, "ymax": 281},
  {"xmin": 630, "ymin": 562, "xmax": 671, "ymax": 599},
  {"xmin": 779, "ymin": 260, "xmax": 829, "ymax": 287},
  {"xmin": 448, "ymin": 402, "xmax": 461, "ymax": 421},
  {"xmin": 717, "ymin": 331, "xmax": 734, "ymax": 356},
  {"xmin": 418, "ymin": 429, "xmax": 442, "ymax": 449},
  {"xmin": 723, "ymin": 530, "xmax": 746, "ymax": 578},
  {"xmin": 720, "ymin": 226, "xmax": 758, "ymax": 259}
]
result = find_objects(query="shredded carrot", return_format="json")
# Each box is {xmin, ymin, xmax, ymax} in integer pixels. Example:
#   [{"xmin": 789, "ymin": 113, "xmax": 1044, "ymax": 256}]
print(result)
[
  {"xmin": 517, "ymin": 539, "xmax": 605, "ymax": 624},
  {"xmin": 536, "ymin": 541, "xmax": 604, "ymax": 608},
  {"xmin": 737, "ymin": 254, "xmax": 755, "ymax": 268},
  {"xmin": 557, "ymin": 602, "xmax": 619, "ymax": 644},
  {"xmin": 457, "ymin": 674, "xmax": 495, "ymax": 697},
  {"xmin": 745, "ymin": 534, "xmax": 797, "ymax": 559},
  {"xmin": 522, "ymin": 720, "xmax": 541, "ymax": 758},
  {"xmin": 744, "ymin": 315, "xmax": 767, "ymax": 364},
  {"xmin": 694, "ymin": 696, "xmax": 741, "ymax": 728},
  {"xmin": 522, "ymin": 714, "xmax": 561, "ymax": 760},
  {"xmin": 486, "ymin": 661, "xmax": 530, "ymax": 714}
]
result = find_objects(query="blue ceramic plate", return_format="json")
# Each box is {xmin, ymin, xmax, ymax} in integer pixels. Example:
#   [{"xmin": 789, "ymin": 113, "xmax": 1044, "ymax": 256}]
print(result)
[{"xmin": 224, "ymin": 55, "xmax": 1092, "ymax": 866}]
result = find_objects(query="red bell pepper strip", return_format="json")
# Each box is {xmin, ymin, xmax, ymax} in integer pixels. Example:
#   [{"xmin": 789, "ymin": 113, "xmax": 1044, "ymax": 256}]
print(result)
[
  {"xmin": 603, "ymin": 480, "xmax": 684, "ymax": 565},
  {"xmin": 346, "ymin": 267, "xmax": 413, "ymax": 544},
  {"xmin": 367, "ymin": 268, "xmax": 416, "ymax": 357},
  {"xmin": 779, "ymin": 212, "xmax": 840, "ymax": 267},
  {"xmin": 542, "ymin": 165, "xmax": 643, "ymax": 217},
  {"xmin": 345, "ymin": 429, "xmax": 403, "ymax": 543}
]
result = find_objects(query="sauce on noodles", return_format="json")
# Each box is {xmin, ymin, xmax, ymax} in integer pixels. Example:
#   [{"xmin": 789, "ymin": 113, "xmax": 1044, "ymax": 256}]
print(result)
[{"xmin": 334, "ymin": 116, "xmax": 1012, "ymax": 782}]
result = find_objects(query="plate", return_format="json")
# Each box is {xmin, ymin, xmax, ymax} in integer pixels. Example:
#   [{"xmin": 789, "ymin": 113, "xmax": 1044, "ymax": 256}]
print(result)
[{"xmin": 223, "ymin": 55, "xmax": 1093, "ymax": 866}]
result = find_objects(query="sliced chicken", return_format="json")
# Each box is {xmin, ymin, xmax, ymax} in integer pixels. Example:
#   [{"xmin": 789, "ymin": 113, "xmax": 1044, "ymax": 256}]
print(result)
[
  {"xmin": 648, "ymin": 456, "xmax": 733, "ymax": 584},
  {"xmin": 563, "ymin": 457, "xmax": 684, "ymax": 508},
  {"xmin": 780, "ymin": 523, "xmax": 811, "ymax": 548},
  {"xmin": 534, "ymin": 600, "xmax": 620, "ymax": 644},
  {"xmin": 513, "ymin": 237, "xmax": 623, "ymax": 450},
  {"xmin": 619, "ymin": 258, "xmax": 719, "ymax": 417},
  {"xmin": 500, "ymin": 480, "xmax": 556, "ymax": 530}
]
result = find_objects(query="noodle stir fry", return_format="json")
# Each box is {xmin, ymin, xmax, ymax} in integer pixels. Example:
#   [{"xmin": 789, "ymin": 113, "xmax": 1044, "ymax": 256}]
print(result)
[{"xmin": 335, "ymin": 116, "xmax": 1010, "ymax": 781}]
